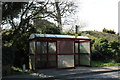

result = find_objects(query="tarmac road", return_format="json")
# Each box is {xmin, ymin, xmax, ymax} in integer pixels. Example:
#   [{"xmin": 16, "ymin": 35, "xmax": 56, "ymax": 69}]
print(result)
[
  {"xmin": 65, "ymin": 71, "xmax": 120, "ymax": 79},
  {"xmin": 2, "ymin": 71, "xmax": 120, "ymax": 80},
  {"xmin": 2, "ymin": 66, "xmax": 120, "ymax": 80}
]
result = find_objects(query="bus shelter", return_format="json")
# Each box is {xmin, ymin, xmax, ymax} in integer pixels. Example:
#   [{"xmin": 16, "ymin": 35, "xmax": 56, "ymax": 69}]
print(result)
[{"xmin": 29, "ymin": 34, "xmax": 91, "ymax": 70}]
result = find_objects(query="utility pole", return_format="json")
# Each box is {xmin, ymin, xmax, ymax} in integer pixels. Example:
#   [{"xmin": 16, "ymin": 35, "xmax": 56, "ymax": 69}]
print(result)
[
  {"xmin": 75, "ymin": 25, "xmax": 79, "ymax": 38},
  {"xmin": 75, "ymin": 25, "xmax": 79, "ymax": 34}
]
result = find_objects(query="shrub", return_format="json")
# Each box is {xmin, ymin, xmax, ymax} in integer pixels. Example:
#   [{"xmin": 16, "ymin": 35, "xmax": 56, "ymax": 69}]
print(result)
[
  {"xmin": 2, "ymin": 46, "xmax": 16, "ymax": 65},
  {"xmin": 92, "ymin": 38, "xmax": 112, "ymax": 62},
  {"xmin": 102, "ymin": 28, "xmax": 116, "ymax": 34},
  {"xmin": 92, "ymin": 38, "xmax": 120, "ymax": 62},
  {"xmin": 108, "ymin": 40, "xmax": 120, "ymax": 62},
  {"xmin": 2, "ymin": 46, "xmax": 16, "ymax": 76}
]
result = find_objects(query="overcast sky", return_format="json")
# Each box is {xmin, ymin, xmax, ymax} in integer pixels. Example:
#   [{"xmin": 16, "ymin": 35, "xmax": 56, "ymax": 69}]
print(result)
[{"xmin": 73, "ymin": 0, "xmax": 120, "ymax": 33}]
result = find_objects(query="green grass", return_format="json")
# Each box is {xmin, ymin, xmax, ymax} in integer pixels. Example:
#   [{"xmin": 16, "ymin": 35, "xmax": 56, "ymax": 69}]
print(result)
[
  {"xmin": 3, "ymin": 66, "xmax": 33, "ymax": 76},
  {"xmin": 91, "ymin": 61, "xmax": 120, "ymax": 67},
  {"xmin": 10, "ymin": 66, "xmax": 33, "ymax": 75}
]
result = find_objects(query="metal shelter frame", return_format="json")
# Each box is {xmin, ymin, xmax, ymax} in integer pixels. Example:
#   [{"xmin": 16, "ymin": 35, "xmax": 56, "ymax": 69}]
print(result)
[{"xmin": 29, "ymin": 34, "xmax": 92, "ymax": 70}]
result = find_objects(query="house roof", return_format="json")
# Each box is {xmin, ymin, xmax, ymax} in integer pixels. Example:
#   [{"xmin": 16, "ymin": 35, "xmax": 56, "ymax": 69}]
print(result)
[{"xmin": 29, "ymin": 34, "xmax": 90, "ymax": 40}]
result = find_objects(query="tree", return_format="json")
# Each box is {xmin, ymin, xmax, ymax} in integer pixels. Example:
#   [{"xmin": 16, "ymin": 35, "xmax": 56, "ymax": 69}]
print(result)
[
  {"xmin": 2, "ymin": 2, "xmax": 27, "ymax": 25},
  {"xmin": 45, "ymin": 0, "xmax": 78, "ymax": 33},
  {"xmin": 2, "ymin": 1, "xmax": 49, "ymax": 68},
  {"xmin": 33, "ymin": 19, "xmax": 60, "ymax": 34},
  {"xmin": 2, "ymin": 1, "xmax": 77, "ymax": 33}
]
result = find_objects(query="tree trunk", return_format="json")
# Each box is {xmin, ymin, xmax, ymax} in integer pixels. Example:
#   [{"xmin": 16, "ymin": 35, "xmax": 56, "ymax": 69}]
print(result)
[{"xmin": 55, "ymin": 2, "xmax": 62, "ymax": 33}]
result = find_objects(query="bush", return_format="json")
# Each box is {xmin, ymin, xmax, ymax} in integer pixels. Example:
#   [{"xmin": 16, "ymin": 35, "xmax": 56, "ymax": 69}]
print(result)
[
  {"xmin": 108, "ymin": 40, "xmax": 120, "ymax": 62},
  {"xmin": 92, "ymin": 38, "xmax": 120, "ymax": 63},
  {"xmin": 2, "ymin": 46, "xmax": 16, "ymax": 76},
  {"xmin": 92, "ymin": 38, "xmax": 112, "ymax": 62},
  {"xmin": 102, "ymin": 28, "xmax": 116, "ymax": 34},
  {"xmin": 2, "ymin": 46, "xmax": 16, "ymax": 65}
]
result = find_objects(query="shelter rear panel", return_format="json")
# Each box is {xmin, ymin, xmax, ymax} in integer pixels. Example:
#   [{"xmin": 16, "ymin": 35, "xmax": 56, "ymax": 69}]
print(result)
[
  {"xmin": 58, "ymin": 41, "xmax": 74, "ymax": 54},
  {"xmin": 48, "ymin": 55, "xmax": 57, "ymax": 67},
  {"xmin": 35, "ymin": 55, "xmax": 47, "ymax": 68},
  {"xmin": 58, "ymin": 55, "xmax": 74, "ymax": 68},
  {"xmin": 57, "ymin": 40, "xmax": 74, "ymax": 68}
]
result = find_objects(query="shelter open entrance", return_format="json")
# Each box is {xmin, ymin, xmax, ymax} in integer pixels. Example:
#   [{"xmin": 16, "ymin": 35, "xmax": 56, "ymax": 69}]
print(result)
[{"xmin": 29, "ymin": 34, "xmax": 92, "ymax": 70}]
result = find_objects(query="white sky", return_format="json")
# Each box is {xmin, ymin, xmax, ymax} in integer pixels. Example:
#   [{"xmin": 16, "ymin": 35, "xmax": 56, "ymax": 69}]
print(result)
[{"xmin": 73, "ymin": 0, "xmax": 120, "ymax": 33}]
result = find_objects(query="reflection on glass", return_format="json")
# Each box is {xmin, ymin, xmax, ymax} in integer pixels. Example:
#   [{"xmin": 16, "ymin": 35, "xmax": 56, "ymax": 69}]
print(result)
[
  {"xmin": 75, "ymin": 55, "xmax": 79, "ymax": 65},
  {"xmin": 75, "ymin": 43, "xmax": 79, "ymax": 53},
  {"xmin": 30, "ymin": 41, "xmax": 35, "ymax": 54},
  {"xmin": 79, "ymin": 54, "xmax": 90, "ymax": 65},
  {"xmin": 48, "ymin": 55, "xmax": 56, "ymax": 67},
  {"xmin": 80, "ymin": 42, "xmax": 90, "ymax": 53},
  {"xmin": 48, "ymin": 42, "xmax": 56, "ymax": 53},
  {"xmin": 58, "ymin": 55, "xmax": 74, "ymax": 68},
  {"xmin": 59, "ymin": 41, "xmax": 74, "ymax": 54},
  {"xmin": 36, "ymin": 55, "xmax": 47, "ymax": 68},
  {"xmin": 29, "ymin": 55, "xmax": 35, "ymax": 69},
  {"xmin": 36, "ymin": 42, "xmax": 47, "ymax": 53}
]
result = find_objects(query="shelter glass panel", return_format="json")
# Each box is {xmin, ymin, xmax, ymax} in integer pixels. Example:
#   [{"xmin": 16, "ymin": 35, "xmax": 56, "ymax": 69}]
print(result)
[
  {"xmin": 58, "ymin": 41, "xmax": 74, "ymax": 54},
  {"xmin": 79, "ymin": 54, "xmax": 90, "ymax": 65},
  {"xmin": 29, "ymin": 41, "xmax": 35, "ymax": 54},
  {"xmin": 80, "ymin": 42, "xmax": 90, "ymax": 53},
  {"xmin": 48, "ymin": 55, "xmax": 56, "ymax": 67},
  {"xmin": 75, "ymin": 55, "xmax": 79, "ymax": 65},
  {"xmin": 36, "ymin": 42, "xmax": 47, "ymax": 54},
  {"xmin": 48, "ymin": 42, "xmax": 56, "ymax": 54},
  {"xmin": 58, "ymin": 55, "xmax": 74, "ymax": 68},
  {"xmin": 75, "ymin": 43, "xmax": 79, "ymax": 53},
  {"xmin": 29, "ymin": 55, "xmax": 35, "ymax": 70},
  {"xmin": 36, "ymin": 55, "xmax": 47, "ymax": 68}
]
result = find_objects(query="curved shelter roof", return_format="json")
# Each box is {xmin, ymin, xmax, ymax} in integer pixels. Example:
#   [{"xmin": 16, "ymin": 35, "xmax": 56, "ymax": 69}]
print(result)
[{"xmin": 29, "ymin": 34, "xmax": 90, "ymax": 40}]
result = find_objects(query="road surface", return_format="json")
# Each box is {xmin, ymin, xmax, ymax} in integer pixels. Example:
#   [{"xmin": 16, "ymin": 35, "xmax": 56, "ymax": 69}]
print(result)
[{"xmin": 67, "ymin": 71, "xmax": 120, "ymax": 79}]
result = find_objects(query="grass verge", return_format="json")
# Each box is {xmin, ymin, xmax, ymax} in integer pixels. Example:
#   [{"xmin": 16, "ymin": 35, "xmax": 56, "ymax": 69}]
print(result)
[
  {"xmin": 91, "ymin": 61, "xmax": 120, "ymax": 67},
  {"xmin": 11, "ymin": 66, "xmax": 33, "ymax": 75}
]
